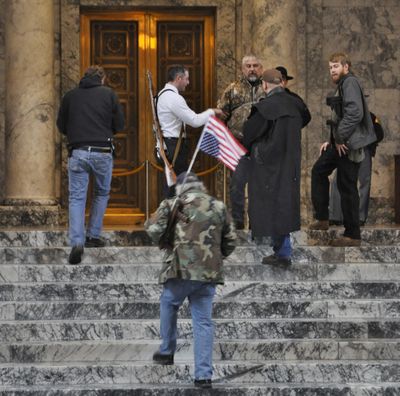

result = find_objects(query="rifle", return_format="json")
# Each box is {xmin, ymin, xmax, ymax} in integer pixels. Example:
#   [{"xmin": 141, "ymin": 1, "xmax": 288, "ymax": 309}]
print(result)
[
  {"xmin": 158, "ymin": 198, "xmax": 189, "ymax": 251},
  {"xmin": 146, "ymin": 70, "xmax": 176, "ymax": 186},
  {"xmin": 326, "ymin": 95, "xmax": 343, "ymax": 119}
]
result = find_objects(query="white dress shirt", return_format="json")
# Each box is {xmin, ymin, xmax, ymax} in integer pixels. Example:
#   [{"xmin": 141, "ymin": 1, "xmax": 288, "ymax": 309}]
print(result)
[{"xmin": 156, "ymin": 83, "xmax": 215, "ymax": 138}]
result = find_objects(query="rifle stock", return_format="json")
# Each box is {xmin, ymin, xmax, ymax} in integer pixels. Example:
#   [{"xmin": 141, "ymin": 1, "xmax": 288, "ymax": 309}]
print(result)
[{"xmin": 146, "ymin": 70, "xmax": 177, "ymax": 185}]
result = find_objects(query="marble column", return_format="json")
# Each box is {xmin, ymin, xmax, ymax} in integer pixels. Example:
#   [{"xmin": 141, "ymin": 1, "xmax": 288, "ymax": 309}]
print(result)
[
  {"xmin": 4, "ymin": 0, "xmax": 55, "ymax": 206},
  {"xmin": 242, "ymin": 0, "xmax": 300, "ymax": 88}
]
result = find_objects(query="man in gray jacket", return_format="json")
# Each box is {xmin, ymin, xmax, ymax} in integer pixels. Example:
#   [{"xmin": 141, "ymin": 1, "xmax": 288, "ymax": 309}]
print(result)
[{"xmin": 310, "ymin": 53, "xmax": 376, "ymax": 246}]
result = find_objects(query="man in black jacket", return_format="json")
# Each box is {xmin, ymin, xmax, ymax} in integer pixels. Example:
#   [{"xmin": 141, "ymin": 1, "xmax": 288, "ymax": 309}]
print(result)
[
  {"xmin": 243, "ymin": 69, "xmax": 311, "ymax": 265},
  {"xmin": 57, "ymin": 65, "xmax": 125, "ymax": 264},
  {"xmin": 309, "ymin": 53, "xmax": 376, "ymax": 246}
]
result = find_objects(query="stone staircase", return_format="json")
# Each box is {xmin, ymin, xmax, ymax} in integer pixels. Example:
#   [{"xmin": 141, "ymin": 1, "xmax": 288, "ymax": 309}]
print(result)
[{"xmin": 0, "ymin": 228, "xmax": 400, "ymax": 395}]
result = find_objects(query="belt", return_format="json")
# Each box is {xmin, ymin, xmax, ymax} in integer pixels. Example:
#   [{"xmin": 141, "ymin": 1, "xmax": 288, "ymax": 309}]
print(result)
[
  {"xmin": 76, "ymin": 146, "xmax": 112, "ymax": 153},
  {"xmin": 164, "ymin": 137, "xmax": 186, "ymax": 141}
]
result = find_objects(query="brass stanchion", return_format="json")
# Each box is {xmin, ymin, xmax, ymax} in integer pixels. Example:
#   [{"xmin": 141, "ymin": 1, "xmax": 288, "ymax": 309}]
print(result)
[{"xmin": 145, "ymin": 159, "xmax": 150, "ymax": 221}]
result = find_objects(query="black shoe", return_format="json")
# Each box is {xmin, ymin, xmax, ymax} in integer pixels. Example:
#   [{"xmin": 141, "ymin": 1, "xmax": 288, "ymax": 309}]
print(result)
[
  {"xmin": 194, "ymin": 379, "xmax": 212, "ymax": 389},
  {"xmin": 68, "ymin": 245, "xmax": 84, "ymax": 264},
  {"xmin": 152, "ymin": 351, "xmax": 174, "ymax": 365},
  {"xmin": 262, "ymin": 254, "xmax": 291, "ymax": 266},
  {"xmin": 85, "ymin": 237, "xmax": 105, "ymax": 248},
  {"xmin": 329, "ymin": 220, "xmax": 343, "ymax": 226},
  {"xmin": 360, "ymin": 220, "xmax": 366, "ymax": 227}
]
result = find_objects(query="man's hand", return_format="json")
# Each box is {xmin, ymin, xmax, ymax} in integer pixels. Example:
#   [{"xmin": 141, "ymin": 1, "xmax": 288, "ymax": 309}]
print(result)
[
  {"xmin": 213, "ymin": 108, "xmax": 224, "ymax": 118},
  {"xmin": 319, "ymin": 142, "xmax": 330, "ymax": 156},
  {"xmin": 335, "ymin": 143, "xmax": 348, "ymax": 157}
]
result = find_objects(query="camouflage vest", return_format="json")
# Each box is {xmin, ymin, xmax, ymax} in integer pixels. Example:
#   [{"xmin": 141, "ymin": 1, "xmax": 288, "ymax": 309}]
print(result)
[{"xmin": 218, "ymin": 76, "xmax": 265, "ymax": 140}]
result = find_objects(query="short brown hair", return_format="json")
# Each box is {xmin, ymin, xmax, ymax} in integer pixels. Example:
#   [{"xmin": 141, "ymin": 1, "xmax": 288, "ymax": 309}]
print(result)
[
  {"xmin": 84, "ymin": 65, "xmax": 106, "ymax": 79},
  {"xmin": 329, "ymin": 52, "xmax": 351, "ymax": 68}
]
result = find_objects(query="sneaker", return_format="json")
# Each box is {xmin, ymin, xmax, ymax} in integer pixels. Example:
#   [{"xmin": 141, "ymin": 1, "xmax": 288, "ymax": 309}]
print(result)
[
  {"xmin": 330, "ymin": 236, "xmax": 361, "ymax": 247},
  {"xmin": 309, "ymin": 220, "xmax": 329, "ymax": 230},
  {"xmin": 262, "ymin": 254, "xmax": 292, "ymax": 266},
  {"xmin": 194, "ymin": 379, "xmax": 212, "ymax": 389},
  {"xmin": 85, "ymin": 237, "xmax": 105, "ymax": 248},
  {"xmin": 68, "ymin": 245, "xmax": 84, "ymax": 264},
  {"xmin": 152, "ymin": 351, "xmax": 174, "ymax": 365}
]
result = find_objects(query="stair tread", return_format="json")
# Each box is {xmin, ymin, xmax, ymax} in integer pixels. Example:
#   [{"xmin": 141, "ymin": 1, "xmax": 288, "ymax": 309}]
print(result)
[{"xmin": 1, "ymin": 229, "xmax": 399, "ymax": 389}]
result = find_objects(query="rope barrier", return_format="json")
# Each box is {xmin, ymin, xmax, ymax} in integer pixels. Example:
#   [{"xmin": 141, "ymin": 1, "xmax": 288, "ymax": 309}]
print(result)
[
  {"xmin": 149, "ymin": 161, "xmax": 164, "ymax": 172},
  {"xmin": 112, "ymin": 162, "xmax": 145, "ymax": 177},
  {"xmin": 197, "ymin": 163, "xmax": 221, "ymax": 176},
  {"xmin": 149, "ymin": 160, "xmax": 220, "ymax": 176},
  {"xmin": 113, "ymin": 160, "xmax": 221, "ymax": 178}
]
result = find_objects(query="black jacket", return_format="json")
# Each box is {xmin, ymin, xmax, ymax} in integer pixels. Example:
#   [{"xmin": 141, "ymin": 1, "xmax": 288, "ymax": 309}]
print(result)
[
  {"xmin": 57, "ymin": 75, "xmax": 125, "ymax": 147},
  {"xmin": 333, "ymin": 73, "xmax": 376, "ymax": 150},
  {"xmin": 243, "ymin": 87, "xmax": 311, "ymax": 237}
]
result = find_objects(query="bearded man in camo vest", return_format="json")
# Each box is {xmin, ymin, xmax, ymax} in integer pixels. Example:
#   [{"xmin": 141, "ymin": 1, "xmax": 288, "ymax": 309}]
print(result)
[
  {"xmin": 218, "ymin": 55, "xmax": 265, "ymax": 229},
  {"xmin": 145, "ymin": 172, "xmax": 236, "ymax": 389}
]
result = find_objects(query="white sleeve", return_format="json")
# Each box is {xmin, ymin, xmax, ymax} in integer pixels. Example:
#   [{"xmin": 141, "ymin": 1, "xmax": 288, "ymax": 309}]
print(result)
[{"xmin": 170, "ymin": 94, "xmax": 215, "ymax": 127}]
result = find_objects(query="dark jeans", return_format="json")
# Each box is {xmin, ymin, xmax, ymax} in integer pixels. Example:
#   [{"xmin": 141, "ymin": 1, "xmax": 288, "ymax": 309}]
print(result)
[
  {"xmin": 272, "ymin": 234, "xmax": 292, "ymax": 259},
  {"xmin": 229, "ymin": 156, "xmax": 250, "ymax": 224},
  {"xmin": 329, "ymin": 147, "xmax": 372, "ymax": 223},
  {"xmin": 311, "ymin": 146, "xmax": 361, "ymax": 239},
  {"xmin": 163, "ymin": 138, "xmax": 189, "ymax": 198}
]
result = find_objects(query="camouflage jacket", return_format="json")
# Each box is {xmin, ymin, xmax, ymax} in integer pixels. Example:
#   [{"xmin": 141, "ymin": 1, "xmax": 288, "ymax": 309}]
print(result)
[
  {"xmin": 145, "ymin": 187, "xmax": 236, "ymax": 284},
  {"xmin": 218, "ymin": 76, "xmax": 265, "ymax": 140}
]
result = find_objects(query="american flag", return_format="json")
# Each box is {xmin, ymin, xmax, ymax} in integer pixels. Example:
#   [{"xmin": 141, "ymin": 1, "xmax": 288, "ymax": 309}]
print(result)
[{"xmin": 199, "ymin": 116, "xmax": 248, "ymax": 171}]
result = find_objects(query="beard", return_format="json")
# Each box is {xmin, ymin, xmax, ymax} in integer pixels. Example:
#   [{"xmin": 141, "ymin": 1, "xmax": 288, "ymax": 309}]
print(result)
[
  {"xmin": 247, "ymin": 74, "xmax": 259, "ymax": 83},
  {"xmin": 331, "ymin": 70, "xmax": 346, "ymax": 83}
]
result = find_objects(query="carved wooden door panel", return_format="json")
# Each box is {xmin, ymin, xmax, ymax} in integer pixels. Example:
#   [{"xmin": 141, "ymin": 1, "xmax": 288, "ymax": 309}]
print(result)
[
  {"xmin": 81, "ymin": 11, "xmax": 215, "ymax": 223},
  {"xmin": 155, "ymin": 19, "xmax": 216, "ymax": 203}
]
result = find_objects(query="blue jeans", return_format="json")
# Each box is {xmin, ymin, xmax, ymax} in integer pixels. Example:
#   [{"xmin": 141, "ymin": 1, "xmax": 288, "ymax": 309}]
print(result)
[
  {"xmin": 159, "ymin": 278, "xmax": 216, "ymax": 380},
  {"xmin": 272, "ymin": 234, "xmax": 292, "ymax": 258},
  {"xmin": 68, "ymin": 149, "xmax": 113, "ymax": 246}
]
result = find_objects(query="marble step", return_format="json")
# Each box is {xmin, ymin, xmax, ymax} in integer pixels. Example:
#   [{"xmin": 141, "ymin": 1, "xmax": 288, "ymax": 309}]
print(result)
[
  {"xmin": 1, "ymin": 385, "xmax": 400, "ymax": 396},
  {"xmin": 0, "ymin": 361, "xmax": 399, "ymax": 386},
  {"xmin": 1, "ymin": 245, "xmax": 400, "ymax": 265},
  {"xmin": 2, "ymin": 263, "xmax": 400, "ymax": 284},
  {"xmin": 2, "ymin": 340, "xmax": 400, "ymax": 364},
  {"xmin": 2, "ymin": 319, "xmax": 399, "ymax": 343},
  {"xmin": 1, "ymin": 299, "xmax": 400, "ymax": 321},
  {"xmin": 1, "ymin": 281, "xmax": 400, "ymax": 302},
  {"xmin": 0, "ymin": 228, "xmax": 398, "ymax": 247}
]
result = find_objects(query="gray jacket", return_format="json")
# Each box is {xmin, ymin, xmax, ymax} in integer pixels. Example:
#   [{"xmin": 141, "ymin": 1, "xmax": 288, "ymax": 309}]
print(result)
[{"xmin": 334, "ymin": 74, "xmax": 376, "ymax": 150}]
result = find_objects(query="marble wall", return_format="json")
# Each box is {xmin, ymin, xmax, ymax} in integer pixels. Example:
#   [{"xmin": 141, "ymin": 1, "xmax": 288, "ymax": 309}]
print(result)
[
  {"xmin": 0, "ymin": 0, "xmax": 398, "ymax": 224},
  {"xmin": 304, "ymin": 0, "xmax": 400, "ymax": 223}
]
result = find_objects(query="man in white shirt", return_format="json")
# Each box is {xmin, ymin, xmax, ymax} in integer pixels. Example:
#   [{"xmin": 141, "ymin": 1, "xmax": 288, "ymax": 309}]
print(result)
[{"xmin": 156, "ymin": 65, "xmax": 222, "ymax": 196}]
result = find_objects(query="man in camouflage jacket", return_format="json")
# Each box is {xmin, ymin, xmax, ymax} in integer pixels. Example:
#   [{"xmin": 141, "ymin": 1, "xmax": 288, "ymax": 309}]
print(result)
[
  {"xmin": 218, "ymin": 55, "xmax": 265, "ymax": 229},
  {"xmin": 145, "ymin": 172, "xmax": 236, "ymax": 389}
]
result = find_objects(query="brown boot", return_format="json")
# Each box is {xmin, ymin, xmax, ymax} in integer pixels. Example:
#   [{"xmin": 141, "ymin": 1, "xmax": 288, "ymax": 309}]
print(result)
[
  {"xmin": 330, "ymin": 236, "xmax": 361, "ymax": 247},
  {"xmin": 309, "ymin": 220, "xmax": 329, "ymax": 230}
]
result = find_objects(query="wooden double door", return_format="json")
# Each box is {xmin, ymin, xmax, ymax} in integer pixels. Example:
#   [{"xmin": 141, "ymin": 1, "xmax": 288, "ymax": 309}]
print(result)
[{"xmin": 81, "ymin": 9, "xmax": 216, "ymax": 224}]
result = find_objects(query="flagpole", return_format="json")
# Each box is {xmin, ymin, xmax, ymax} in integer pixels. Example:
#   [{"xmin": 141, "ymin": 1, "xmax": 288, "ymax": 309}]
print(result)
[
  {"xmin": 186, "ymin": 126, "xmax": 206, "ymax": 174},
  {"xmin": 172, "ymin": 120, "xmax": 208, "ymax": 199}
]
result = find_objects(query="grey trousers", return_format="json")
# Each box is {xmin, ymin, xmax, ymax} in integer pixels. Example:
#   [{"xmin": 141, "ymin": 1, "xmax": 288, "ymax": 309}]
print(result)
[{"xmin": 329, "ymin": 148, "xmax": 372, "ymax": 223}]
